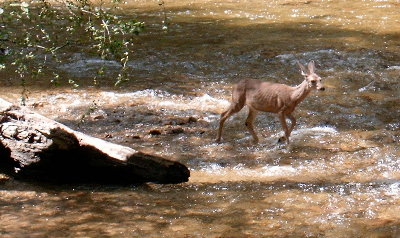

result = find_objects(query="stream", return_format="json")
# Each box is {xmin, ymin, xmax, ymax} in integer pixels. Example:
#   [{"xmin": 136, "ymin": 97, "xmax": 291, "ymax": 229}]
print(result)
[{"xmin": 1, "ymin": 0, "xmax": 400, "ymax": 237}]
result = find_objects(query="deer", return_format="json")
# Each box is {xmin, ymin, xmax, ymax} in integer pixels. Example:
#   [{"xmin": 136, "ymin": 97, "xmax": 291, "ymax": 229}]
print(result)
[{"xmin": 216, "ymin": 61, "xmax": 325, "ymax": 144}]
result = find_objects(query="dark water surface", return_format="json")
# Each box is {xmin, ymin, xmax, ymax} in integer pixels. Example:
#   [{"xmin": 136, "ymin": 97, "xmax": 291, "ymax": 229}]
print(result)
[{"xmin": 1, "ymin": 0, "xmax": 400, "ymax": 237}]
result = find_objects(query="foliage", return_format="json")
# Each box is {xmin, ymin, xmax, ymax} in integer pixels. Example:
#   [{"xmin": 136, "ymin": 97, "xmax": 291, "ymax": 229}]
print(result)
[{"xmin": 0, "ymin": 0, "xmax": 144, "ymax": 104}]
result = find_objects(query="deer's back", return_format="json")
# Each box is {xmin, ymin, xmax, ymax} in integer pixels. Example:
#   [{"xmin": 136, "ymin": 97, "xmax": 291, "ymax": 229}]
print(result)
[{"xmin": 238, "ymin": 79, "xmax": 295, "ymax": 113}]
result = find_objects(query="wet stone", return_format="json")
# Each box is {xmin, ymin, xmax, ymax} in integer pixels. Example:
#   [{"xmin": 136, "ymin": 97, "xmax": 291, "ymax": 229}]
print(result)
[
  {"xmin": 161, "ymin": 119, "xmax": 174, "ymax": 126},
  {"xmin": 149, "ymin": 129, "xmax": 162, "ymax": 135},
  {"xmin": 187, "ymin": 116, "xmax": 198, "ymax": 123},
  {"xmin": 93, "ymin": 115, "xmax": 105, "ymax": 120},
  {"xmin": 161, "ymin": 116, "xmax": 199, "ymax": 126},
  {"xmin": 167, "ymin": 126, "xmax": 185, "ymax": 134},
  {"xmin": 125, "ymin": 133, "xmax": 141, "ymax": 139}
]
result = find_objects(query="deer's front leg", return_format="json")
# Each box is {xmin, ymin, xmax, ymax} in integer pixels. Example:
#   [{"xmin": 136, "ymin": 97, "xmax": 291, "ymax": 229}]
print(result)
[
  {"xmin": 287, "ymin": 113, "xmax": 296, "ymax": 136},
  {"xmin": 278, "ymin": 112, "xmax": 290, "ymax": 144}
]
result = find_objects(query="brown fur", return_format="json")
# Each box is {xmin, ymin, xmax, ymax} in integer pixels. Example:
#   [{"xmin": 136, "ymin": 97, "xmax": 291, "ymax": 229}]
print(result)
[{"xmin": 216, "ymin": 61, "xmax": 325, "ymax": 144}]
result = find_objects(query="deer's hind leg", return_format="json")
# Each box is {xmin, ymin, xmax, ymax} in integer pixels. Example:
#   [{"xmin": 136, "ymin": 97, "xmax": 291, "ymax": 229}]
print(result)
[{"xmin": 245, "ymin": 108, "xmax": 259, "ymax": 144}]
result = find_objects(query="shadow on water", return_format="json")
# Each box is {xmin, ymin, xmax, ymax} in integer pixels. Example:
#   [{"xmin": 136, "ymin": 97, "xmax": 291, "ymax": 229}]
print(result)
[
  {"xmin": 1, "ymin": 179, "xmax": 400, "ymax": 237},
  {"xmin": 1, "ymin": 13, "xmax": 400, "ymax": 89}
]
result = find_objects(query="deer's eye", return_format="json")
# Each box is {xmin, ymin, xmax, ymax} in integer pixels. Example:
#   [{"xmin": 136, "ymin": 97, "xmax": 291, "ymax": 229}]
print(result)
[{"xmin": 311, "ymin": 80, "xmax": 317, "ymax": 84}]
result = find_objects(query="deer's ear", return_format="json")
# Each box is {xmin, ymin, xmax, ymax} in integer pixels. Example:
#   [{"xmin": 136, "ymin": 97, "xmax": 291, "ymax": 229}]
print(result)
[
  {"xmin": 308, "ymin": 61, "xmax": 315, "ymax": 74},
  {"xmin": 297, "ymin": 61, "xmax": 308, "ymax": 76}
]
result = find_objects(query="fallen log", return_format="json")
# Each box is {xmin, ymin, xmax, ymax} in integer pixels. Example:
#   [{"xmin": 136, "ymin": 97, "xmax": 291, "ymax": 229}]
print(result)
[{"xmin": 0, "ymin": 98, "xmax": 190, "ymax": 184}]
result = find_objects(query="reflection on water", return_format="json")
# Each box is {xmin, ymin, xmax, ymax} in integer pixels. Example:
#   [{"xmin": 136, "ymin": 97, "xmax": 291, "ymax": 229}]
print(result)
[{"xmin": 1, "ymin": 0, "xmax": 400, "ymax": 237}]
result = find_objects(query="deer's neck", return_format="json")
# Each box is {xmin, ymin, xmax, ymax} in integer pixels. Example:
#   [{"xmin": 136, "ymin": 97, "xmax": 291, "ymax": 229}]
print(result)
[{"xmin": 291, "ymin": 79, "xmax": 311, "ymax": 105}]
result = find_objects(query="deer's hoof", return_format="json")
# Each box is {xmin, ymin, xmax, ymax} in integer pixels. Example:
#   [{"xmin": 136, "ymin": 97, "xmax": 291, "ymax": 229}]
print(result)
[{"xmin": 278, "ymin": 136, "xmax": 286, "ymax": 144}]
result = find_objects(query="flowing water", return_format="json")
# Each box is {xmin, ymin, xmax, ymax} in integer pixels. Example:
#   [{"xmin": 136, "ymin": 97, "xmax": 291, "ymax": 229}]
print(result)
[{"xmin": 1, "ymin": 0, "xmax": 400, "ymax": 237}]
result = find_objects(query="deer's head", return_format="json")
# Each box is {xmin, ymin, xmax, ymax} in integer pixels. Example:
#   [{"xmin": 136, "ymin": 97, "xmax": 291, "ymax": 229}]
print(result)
[{"xmin": 298, "ymin": 61, "xmax": 325, "ymax": 91}]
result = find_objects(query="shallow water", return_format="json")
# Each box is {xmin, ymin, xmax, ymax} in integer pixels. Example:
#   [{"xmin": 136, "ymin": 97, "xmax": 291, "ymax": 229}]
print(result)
[{"xmin": 1, "ymin": 0, "xmax": 400, "ymax": 237}]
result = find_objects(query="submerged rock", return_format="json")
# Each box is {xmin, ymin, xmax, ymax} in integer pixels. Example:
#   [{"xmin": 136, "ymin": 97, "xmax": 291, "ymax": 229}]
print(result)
[
  {"xmin": 187, "ymin": 116, "xmax": 198, "ymax": 123},
  {"xmin": 149, "ymin": 129, "xmax": 162, "ymax": 135},
  {"xmin": 167, "ymin": 126, "xmax": 185, "ymax": 134},
  {"xmin": 162, "ymin": 116, "xmax": 199, "ymax": 126}
]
